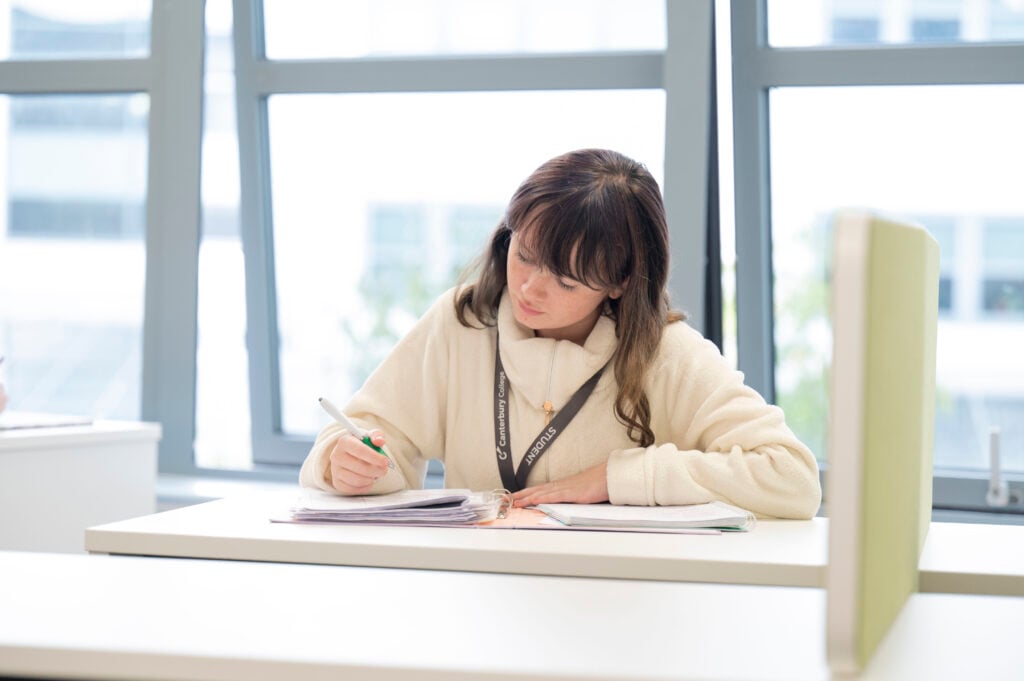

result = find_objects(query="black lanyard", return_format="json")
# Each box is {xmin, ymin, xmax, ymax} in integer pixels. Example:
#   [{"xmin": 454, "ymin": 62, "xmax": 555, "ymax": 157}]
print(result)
[{"xmin": 493, "ymin": 332, "xmax": 607, "ymax": 493}]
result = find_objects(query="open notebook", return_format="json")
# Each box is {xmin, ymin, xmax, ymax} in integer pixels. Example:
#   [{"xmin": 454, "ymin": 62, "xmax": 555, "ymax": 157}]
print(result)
[{"xmin": 536, "ymin": 501, "xmax": 754, "ymax": 531}]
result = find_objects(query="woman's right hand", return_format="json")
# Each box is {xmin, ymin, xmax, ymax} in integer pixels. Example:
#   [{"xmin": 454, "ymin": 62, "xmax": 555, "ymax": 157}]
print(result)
[{"xmin": 327, "ymin": 430, "xmax": 390, "ymax": 495}]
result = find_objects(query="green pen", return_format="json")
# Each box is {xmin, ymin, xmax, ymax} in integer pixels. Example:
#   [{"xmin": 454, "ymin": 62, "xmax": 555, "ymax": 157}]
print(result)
[{"xmin": 318, "ymin": 397, "xmax": 395, "ymax": 470}]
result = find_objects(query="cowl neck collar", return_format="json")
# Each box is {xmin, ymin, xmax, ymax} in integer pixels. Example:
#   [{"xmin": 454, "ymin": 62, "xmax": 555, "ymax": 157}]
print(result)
[{"xmin": 496, "ymin": 289, "xmax": 617, "ymax": 410}]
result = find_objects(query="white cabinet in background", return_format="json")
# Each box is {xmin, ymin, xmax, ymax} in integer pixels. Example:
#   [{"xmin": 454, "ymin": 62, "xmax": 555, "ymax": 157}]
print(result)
[{"xmin": 0, "ymin": 418, "xmax": 161, "ymax": 552}]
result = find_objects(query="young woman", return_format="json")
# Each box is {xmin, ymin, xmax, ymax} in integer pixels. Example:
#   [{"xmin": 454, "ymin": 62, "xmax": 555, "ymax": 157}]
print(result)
[{"xmin": 300, "ymin": 149, "xmax": 821, "ymax": 519}]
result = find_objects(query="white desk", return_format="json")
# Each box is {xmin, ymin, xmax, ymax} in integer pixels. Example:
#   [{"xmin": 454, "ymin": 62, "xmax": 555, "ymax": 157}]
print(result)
[
  {"xmin": 86, "ymin": 490, "xmax": 827, "ymax": 587},
  {"xmin": 1, "ymin": 550, "xmax": 1022, "ymax": 681},
  {"xmin": 85, "ymin": 490, "xmax": 1024, "ymax": 595},
  {"xmin": 1, "ymin": 419, "xmax": 161, "ymax": 552}
]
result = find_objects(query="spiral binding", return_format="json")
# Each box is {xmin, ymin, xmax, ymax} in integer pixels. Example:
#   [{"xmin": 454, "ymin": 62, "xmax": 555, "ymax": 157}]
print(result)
[{"xmin": 489, "ymin": 488, "xmax": 513, "ymax": 519}]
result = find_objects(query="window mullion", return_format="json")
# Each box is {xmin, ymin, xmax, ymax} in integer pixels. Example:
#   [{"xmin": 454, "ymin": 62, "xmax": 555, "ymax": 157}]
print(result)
[
  {"xmin": 233, "ymin": 0, "xmax": 292, "ymax": 466},
  {"xmin": 730, "ymin": 1, "xmax": 775, "ymax": 401},
  {"xmin": 663, "ymin": 0, "xmax": 714, "ymax": 335},
  {"xmin": 142, "ymin": 0, "xmax": 205, "ymax": 474}
]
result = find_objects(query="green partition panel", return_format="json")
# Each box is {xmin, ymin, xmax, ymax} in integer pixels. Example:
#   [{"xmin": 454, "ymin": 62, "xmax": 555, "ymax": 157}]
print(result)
[{"xmin": 826, "ymin": 212, "xmax": 939, "ymax": 674}]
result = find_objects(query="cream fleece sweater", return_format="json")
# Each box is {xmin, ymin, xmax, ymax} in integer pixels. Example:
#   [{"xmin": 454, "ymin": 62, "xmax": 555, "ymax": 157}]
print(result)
[{"xmin": 299, "ymin": 288, "xmax": 821, "ymax": 519}]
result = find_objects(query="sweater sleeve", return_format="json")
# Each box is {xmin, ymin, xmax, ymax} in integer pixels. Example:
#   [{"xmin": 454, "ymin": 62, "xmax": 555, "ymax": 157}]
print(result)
[
  {"xmin": 605, "ymin": 325, "xmax": 822, "ymax": 519},
  {"xmin": 297, "ymin": 289, "xmax": 458, "ymax": 494}
]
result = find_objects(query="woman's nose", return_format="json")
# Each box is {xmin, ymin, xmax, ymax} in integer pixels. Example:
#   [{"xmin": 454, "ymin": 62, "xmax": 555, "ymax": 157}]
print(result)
[{"xmin": 521, "ymin": 268, "xmax": 546, "ymax": 297}]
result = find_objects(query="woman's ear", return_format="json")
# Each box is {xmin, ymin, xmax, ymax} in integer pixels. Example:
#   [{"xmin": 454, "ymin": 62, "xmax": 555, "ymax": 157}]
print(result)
[{"xmin": 608, "ymin": 281, "xmax": 627, "ymax": 300}]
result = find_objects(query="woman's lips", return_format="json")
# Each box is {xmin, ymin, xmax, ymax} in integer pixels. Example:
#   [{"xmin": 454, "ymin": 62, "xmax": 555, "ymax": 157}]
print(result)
[{"xmin": 517, "ymin": 298, "xmax": 542, "ymax": 316}]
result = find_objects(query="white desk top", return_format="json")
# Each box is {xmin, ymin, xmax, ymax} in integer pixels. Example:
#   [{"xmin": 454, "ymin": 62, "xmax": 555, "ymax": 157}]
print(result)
[
  {"xmin": 86, "ymin": 490, "xmax": 827, "ymax": 587},
  {"xmin": 85, "ymin": 490, "xmax": 1024, "ymax": 596},
  {"xmin": 0, "ymin": 417, "xmax": 161, "ymax": 451},
  {"xmin": 2, "ymin": 550, "xmax": 1022, "ymax": 681},
  {"xmin": 919, "ymin": 520, "xmax": 1024, "ymax": 595}
]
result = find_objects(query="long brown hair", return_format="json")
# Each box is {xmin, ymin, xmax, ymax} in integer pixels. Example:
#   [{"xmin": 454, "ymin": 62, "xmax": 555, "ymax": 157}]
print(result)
[{"xmin": 455, "ymin": 148, "xmax": 684, "ymax": 446}]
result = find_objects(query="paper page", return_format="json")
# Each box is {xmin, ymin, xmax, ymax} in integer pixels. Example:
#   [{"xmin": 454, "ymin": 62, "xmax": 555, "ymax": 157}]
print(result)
[{"xmin": 295, "ymin": 488, "xmax": 471, "ymax": 512}]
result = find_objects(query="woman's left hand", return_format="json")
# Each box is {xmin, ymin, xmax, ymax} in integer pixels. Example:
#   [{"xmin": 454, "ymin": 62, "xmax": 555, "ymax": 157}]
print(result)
[{"xmin": 510, "ymin": 462, "xmax": 609, "ymax": 507}]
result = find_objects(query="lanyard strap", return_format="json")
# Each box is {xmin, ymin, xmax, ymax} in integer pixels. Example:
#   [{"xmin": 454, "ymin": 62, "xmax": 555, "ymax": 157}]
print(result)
[{"xmin": 493, "ymin": 332, "xmax": 607, "ymax": 493}]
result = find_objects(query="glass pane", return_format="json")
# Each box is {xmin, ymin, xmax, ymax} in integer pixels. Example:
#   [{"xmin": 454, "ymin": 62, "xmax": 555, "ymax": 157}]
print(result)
[
  {"xmin": 0, "ymin": 1, "xmax": 150, "ymax": 60},
  {"xmin": 982, "ymin": 218, "xmax": 1024, "ymax": 314},
  {"xmin": 195, "ymin": 0, "xmax": 250, "ymax": 470},
  {"xmin": 769, "ymin": 85, "xmax": 1024, "ymax": 475},
  {"xmin": 715, "ymin": 0, "xmax": 738, "ymax": 370},
  {"xmin": 268, "ymin": 90, "xmax": 665, "ymax": 436},
  {"xmin": 919, "ymin": 216, "xmax": 956, "ymax": 312},
  {"xmin": 263, "ymin": 0, "xmax": 665, "ymax": 58},
  {"xmin": 768, "ymin": 0, "xmax": 1024, "ymax": 47},
  {"xmin": 0, "ymin": 94, "xmax": 148, "ymax": 419}
]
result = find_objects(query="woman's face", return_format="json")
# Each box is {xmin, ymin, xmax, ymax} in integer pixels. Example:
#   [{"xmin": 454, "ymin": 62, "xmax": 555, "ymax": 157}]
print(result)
[{"xmin": 506, "ymin": 230, "xmax": 620, "ymax": 345}]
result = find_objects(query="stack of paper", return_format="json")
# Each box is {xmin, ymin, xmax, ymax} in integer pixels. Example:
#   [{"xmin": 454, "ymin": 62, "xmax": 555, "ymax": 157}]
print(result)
[
  {"xmin": 286, "ymin": 488, "xmax": 503, "ymax": 526},
  {"xmin": 535, "ymin": 500, "xmax": 755, "ymax": 531},
  {"xmin": 279, "ymin": 490, "xmax": 753, "ymax": 534}
]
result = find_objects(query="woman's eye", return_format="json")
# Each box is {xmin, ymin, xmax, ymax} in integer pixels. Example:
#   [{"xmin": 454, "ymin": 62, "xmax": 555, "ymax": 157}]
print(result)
[
  {"xmin": 515, "ymin": 250, "xmax": 533, "ymax": 265},
  {"xmin": 557, "ymin": 279, "xmax": 577, "ymax": 292}
]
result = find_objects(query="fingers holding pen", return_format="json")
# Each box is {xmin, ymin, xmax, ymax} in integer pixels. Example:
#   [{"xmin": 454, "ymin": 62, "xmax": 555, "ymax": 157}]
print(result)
[
  {"xmin": 328, "ymin": 431, "xmax": 391, "ymax": 495},
  {"xmin": 317, "ymin": 398, "xmax": 397, "ymax": 494},
  {"xmin": 361, "ymin": 429, "xmax": 395, "ymax": 471},
  {"xmin": 366, "ymin": 429, "xmax": 386, "ymax": 449}
]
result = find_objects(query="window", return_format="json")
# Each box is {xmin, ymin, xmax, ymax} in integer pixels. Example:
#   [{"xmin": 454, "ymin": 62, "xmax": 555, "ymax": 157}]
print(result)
[
  {"xmin": 232, "ymin": 1, "xmax": 713, "ymax": 467},
  {"xmin": 265, "ymin": 90, "xmax": 666, "ymax": 440},
  {"xmin": 1, "ymin": 2, "xmax": 716, "ymax": 481},
  {"xmin": 262, "ymin": 0, "xmax": 665, "ymax": 58},
  {"xmin": 4, "ymin": 2, "xmax": 149, "ymax": 60},
  {"xmin": 982, "ymin": 219, "xmax": 1024, "ymax": 315},
  {"xmin": 328, "ymin": 202, "xmax": 500, "ymax": 396},
  {"xmin": 0, "ymin": 91, "xmax": 148, "ymax": 419},
  {"xmin": 0, "ymin": 1, "xmax": 206, "ymax": 476},
  {"xmin": 5, "ymin": 91, "xmax": 148, "ymax": 243},
  {"xmin": 768, "ymin": 85, "xmax": 1024, "ymax": 478},
  {"xmin": 734, "ymin": 3, "xmax": 1024, "ymax": 512}
]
